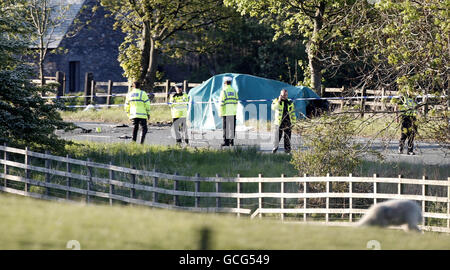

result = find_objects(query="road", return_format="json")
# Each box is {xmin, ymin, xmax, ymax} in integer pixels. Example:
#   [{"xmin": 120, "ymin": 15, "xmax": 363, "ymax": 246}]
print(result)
[{"xmin": 56, "ymin": 121, "xmax": 450, "ymax": 166}]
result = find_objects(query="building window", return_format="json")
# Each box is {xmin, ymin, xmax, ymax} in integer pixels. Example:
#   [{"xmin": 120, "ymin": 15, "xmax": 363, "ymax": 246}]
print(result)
[{"xmin": 69, "ymin": 61, "xmax": 80, "ymax": 92}]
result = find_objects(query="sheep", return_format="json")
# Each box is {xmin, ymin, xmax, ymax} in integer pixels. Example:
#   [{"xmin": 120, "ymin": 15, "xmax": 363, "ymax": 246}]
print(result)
[{"xmin": 357, "ymin": 199, "xmax": 423, "ymax": 232}]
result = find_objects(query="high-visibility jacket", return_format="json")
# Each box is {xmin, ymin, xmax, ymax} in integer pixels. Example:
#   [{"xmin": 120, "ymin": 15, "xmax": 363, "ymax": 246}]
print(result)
[
  {"xmin": 170, "ymin": 92, "xmax": 189, "ymax": 118},
  {"xmin": 125, "ymin": 88, "xmax": 151, "ymax": 119},
  {"xmin": 219, "ymin": 85, "xmax": 238, "ymax": 117},
  {"xmin": 272, "ymin": 98, "xmax": 296, "ymax": 126},
  {"xmin": 398, "ymin": 96, "xmax": 418, "ymax": 117}
]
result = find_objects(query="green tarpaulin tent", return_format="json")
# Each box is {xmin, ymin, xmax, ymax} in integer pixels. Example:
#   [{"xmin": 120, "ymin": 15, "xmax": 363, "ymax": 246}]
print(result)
[{"xmin": 187, "ymin": 73, "xmax": 323, "ymax": 130}]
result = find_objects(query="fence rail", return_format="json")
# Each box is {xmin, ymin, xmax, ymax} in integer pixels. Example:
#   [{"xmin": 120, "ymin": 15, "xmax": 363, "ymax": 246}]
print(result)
[{"xmin": 1, "ymin": 144, "xmax": 449, "ymax": 232}]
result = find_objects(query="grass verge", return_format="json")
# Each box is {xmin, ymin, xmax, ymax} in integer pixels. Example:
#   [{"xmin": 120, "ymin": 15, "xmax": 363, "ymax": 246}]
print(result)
[{"xmin": 1, "ymin": 194, "xmax": 449, "ymax": 249}]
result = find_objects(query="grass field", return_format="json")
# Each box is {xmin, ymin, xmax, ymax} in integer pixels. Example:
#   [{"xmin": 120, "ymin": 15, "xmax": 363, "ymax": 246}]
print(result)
[{"xmin": 1, "ymin": 194, "xmax": 449, "ymax": 250}]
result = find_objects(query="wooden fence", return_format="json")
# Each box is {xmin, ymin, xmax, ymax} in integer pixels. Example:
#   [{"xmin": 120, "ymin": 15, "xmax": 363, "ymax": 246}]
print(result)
[{"xmin": 1, "ymin": 145, "xmax": 449, "ymax": 233}]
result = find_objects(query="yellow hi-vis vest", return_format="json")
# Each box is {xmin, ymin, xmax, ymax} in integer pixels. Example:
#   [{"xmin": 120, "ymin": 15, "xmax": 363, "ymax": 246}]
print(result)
[
  {"xmin": 398, "ymin": 96, "xmax": 418, "ymax": 117},
  {"xmin": 170, "ymin": 93, "xmax": 189, "ymax": 118},
  {"xmin": 272, "ymin": 98, "xmax": 296, "ymax": 126},
  {"xmin": 125, "ymin": 88, "xmax": 151, "ymax": 119},
  {"xmin": 219, "ymin": 85, "xmax": 238, "ymax": 117}
]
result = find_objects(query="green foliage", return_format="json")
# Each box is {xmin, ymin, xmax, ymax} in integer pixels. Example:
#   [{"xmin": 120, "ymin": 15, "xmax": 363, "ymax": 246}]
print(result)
[
  {"xmin": 0, "ymin": 0, "xmax": 74, "ymax": 152},
  {"xmin": 291, "ymin": 114, "xmax": 382, "ymax": 177}
]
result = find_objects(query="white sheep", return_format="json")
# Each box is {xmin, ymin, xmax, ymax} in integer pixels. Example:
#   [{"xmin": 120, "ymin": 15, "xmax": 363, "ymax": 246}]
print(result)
[{"xmin": 357, "ymin": 199, "xmax": 423, "ymax": 232}]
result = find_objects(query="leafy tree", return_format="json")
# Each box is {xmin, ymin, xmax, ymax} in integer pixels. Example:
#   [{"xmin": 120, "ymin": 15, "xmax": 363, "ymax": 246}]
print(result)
[
  {"xmin": 0, "ymin": 0, "xmax": 73, "ymax": 152},
  {"xmin": 100, "ymin": 0, "xmax": 233, "ymax": 91},
  {"xmin": 223, "ymin": 0, "xmax": 370, "ymax": 92}
]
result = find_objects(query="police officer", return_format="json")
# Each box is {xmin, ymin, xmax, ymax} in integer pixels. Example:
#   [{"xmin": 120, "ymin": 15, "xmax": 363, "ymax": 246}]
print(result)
[
  {"xmin": 219, "ymin": 76, "xmax": 239, "ymax": 147},
  {"xmin": 272, "ymin": 89, "xmax": 296, "ymax": 154},
  {"xmin": 124, "ymin": 81, "xmax": 151, "ymax": 144},
  {"xmin": 392, "ymin": 89, "xmax": 418, "ymax": 155},
  {"xmin": 170, "ymin": 83, "xmax": 189, "ymax": 145}
]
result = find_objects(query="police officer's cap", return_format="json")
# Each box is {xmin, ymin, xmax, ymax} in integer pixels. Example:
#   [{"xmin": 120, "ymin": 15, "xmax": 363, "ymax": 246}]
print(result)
[
  {"xmin": 224, "ymin": 76, "xmax": 232, "ymax": 82},
  {"xmin": 175, "ymin": 83, "xmax": 183, "ymax": 88}
]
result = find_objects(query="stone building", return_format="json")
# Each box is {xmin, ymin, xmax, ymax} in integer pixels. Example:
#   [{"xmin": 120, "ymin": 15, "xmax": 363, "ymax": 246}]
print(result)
[{"xmin": 42, "ymin": 0, "xmax": 126, "ymax": 93}]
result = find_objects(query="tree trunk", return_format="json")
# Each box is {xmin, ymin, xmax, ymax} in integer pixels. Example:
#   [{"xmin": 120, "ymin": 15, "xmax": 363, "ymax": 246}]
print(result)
[
  {"xmin": 143, "ymin": 37, "xmax": 159, "ymax": 92},
  {"xmin": 308, "ymin": 3, "xmax": 326, "ymax": 93},
  {"xmin": 139, "ymin": 22, "xmax": 150, "ymax": 87}
]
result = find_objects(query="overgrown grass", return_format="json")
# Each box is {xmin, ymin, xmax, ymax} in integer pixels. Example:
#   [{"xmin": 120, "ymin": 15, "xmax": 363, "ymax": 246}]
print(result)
[
  {"xmin": 64, "ymin": 141, "xmax": 296, "ymax": 177},
  {"xmin": 59, "ymin": 106, "xmax": 172, "ymax": 124},
  {"xmin": 1, "ymin": 194, "xmax": 449, "ymax": 250}
]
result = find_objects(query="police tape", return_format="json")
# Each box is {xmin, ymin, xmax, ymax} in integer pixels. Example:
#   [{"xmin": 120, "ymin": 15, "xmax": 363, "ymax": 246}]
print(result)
[{"xmin": 64, "ymin": 95, "xmax": 446, "ymax": 108}]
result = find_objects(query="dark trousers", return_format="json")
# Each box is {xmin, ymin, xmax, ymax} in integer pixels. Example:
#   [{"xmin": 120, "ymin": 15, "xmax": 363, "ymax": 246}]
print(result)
[
  {"xmin": 399, "ymin": 115, "xmax": 416, "ymax": 153},
  {"xmin": 222, "ymin": 115, "xmax": 236, "ymax": 146},
  {"xmin": 273, "ymin": 122, "xmax": 292, "ymax": 153},
  {"xmin": 132, "ymin": 118, "xmax": 148, "ymax": 144}
]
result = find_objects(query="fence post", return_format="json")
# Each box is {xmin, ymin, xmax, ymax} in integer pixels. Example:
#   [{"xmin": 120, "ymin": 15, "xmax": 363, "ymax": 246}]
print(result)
[
  {"xmin": 280, "ymin": 174, "xmax": 285, "ymax": 221},
  {"xmin": 130, "ymin": 166, "xmax": 136, "ymax": 199},
  {"xmin": 25, "ymin": 147, "xmax": 30, "ymax": 192},
  {"xmin": 174, "ymin": 172, "xmax": 179, "ymax": 206},
  {"xmin": 422, "ymin": 175, "xmax": 427, "ymax": 226},
  {"xmin": 107, "ymin": 80, "xmax": 113, "ymax": 106},
  {"xmin": 56, "ymin": 71, "xmax": 64, "ymax": 97},
  {"xmin": 303, "ymin": 174, "xmax": 308, "ymax": 222},
  {"xmin": 90, "ymin": 80, "xmax": 96, "ymax": 105},
  {"xmin": 152, "ymin": 169, "xmax": 158, "ymax": 203},
  {"xmin": 258, "ymin": 174, "xmax": 263, "ymax": 219},
  {"xmin": 3, "ymin": 143, "xmax": 8, "ymax": 187},
  {"xmin": 447, "ymin": 177, "xmax": 449, "ymax": 229},
  {"xmin": 183, "ymin": 80, "xmax": 188, "ymax": 93},
  {"xmin": 360, "ymin": 87, "xmax": 366, "ymax": 118},
  {"xmin": 326, "ymin": 173, "xmax": 330, "ymax": 223},
  {"xmin": 66, "ymin": 155, "xmax": 71, "ymax": 200},
  {"xmin": 340, "ymin": 86, "xmax": 345, "ymax": 111},
  {"xmin": 381, "ymin": 87, "xmax": 386, "ymax": 111},
  {"xmin": 86, "ymin": 158, "xmax": 92, "ymax": 204},
  {"xmin": 349, "ymin": 173, "xmax": 353, "ymax": 222},
  {"xmin": 215, "ymin": 174, "xmax": 221, "ymax": 208},
  {"xmin": 195, "ymin": 173, "xmax": 200, "ymax": 208},
  {"xmin": 109, "ymin": 161, "xmax": 114, "ymax": 206},
  {"xmin": 45, "ymin": 150, "xmax": 50, "ymax": 196},
  {"xmin": 84, "ymin": 72, "xmax": 93, "ymax": 105},
  {"xmin": 237, "ymin": 174, "xmax": 241, "ymax": 218},
  {"xmin": 373, "ymin": 174, "xmax": 378, "ymax": 205},
  {"xmin": 398, "ymin": 175, "xmax": 402, "ymax": 196},
  {"xmin": 165, "ymin": 79, "xmax": 170, "ymax": 103}
]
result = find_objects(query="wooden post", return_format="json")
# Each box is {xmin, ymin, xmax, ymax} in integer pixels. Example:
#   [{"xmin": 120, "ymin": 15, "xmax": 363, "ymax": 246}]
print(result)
[
  {"xmin": 237, "ymin": 174, "xmax": 241, "ymax": 218},
  {"xmin": 183, "ymin": 80, "xmax": 188, "ymax": 93},
  {"xmin": 381, "ymin": 87, "xmax": 386, "ymax": 111},
  {"xmin": 215, "ymin": 174, "xmax": 221, "ymax": 208},
  {"xmin": 107, "ymin": 80, "xmax": 113, "ymax": 106},
  {"xmin": 304, "ymin": 174, "xmax": 308, "ymax": 222},
  {"xmin": 326, "ymin": 173, "xmax": 330, "ymax": 223},
  {"xmin": 398, "ymin": 175, "xmax": 402, "ymax": 196},
  {"xmin": 3, "ymin": 143, "xmax": 8, "ymax": 187},
  {"xmin": 373, "ymin": 174, "xmax": 378, "ymax": 205},
  {"xmin": 66, "ymin": 155, "xmax": 71, "ymax": 200},
  {"xmin": 360, "ymin": 87, "xmax": 366, "ymax": 118},
  {"xmin": 422, "ymin": 176, "xmax": 427, "ymax": 226},
  {"xmin": 340, "ymin": 86, "xmax": 345, "ymax": 111},
  {"xmin": 165, "ymin": 79, "xmax": 170, "ymax": 103},
  {"xmin": 90, "ymin": 80, "xmax": 96, "ymax": 105},
  {"xmin": 83, "ymin": 72, "xmax": 93, "ymax": 105},
  {"xmin": 349, "ymin": 173, "xmax": 353, "ymax": 222},
  {"xmin": 56, "ymin": 71, "xmax": 64, "ymax": 98},
  {"xmin": 447, "ymin": 177, "xmax": 450, "ymax": 229},
  {"xmin": 152, "ymin": 169, "xmax": 158, "ymax": 203},
  {"xmin": 109, "ymin": 161, "xmax": 114, "ymax": 206},
  {"xmin": 130, "ymin": 166, "xmax": 136, "ymax": 199},
  {"xmin": 258, "ymin": 173, "xmax": 263, "ymax": 219},
  {"xmin": 174, "ymin": 172, "xmax": 179, "ymax": 206},
  {"xmin": 86, "ymin": 158, "xmax": 92, "ymax": 204},
  {"xmin": 195, "ymin": 173, "xmax": 200, "ymax": 208},
  {"xmin": 280, "ymin": 174, "xmax": 285, "ymax": 221},
  {"xmin": 25, "ymin": 147, "xmax": 30, "ymax": 192},
  {"xmin": 45, "ymin": 150, "xmax": 50, "ymax": 196}
]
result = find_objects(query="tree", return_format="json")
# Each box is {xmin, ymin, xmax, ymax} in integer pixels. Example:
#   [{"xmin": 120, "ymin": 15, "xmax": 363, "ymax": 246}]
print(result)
[
  {"xmin": 224, "ymin": 0, "xmax": 368, "ymax": 92},
  {"xmin": 24, "ymin": 0, "xmax": 70, "ymax": 86},
  {"xmin": 0, "ymin": 0, "xmax": 73, "ymax": 152},
  {"xmin": 100, "ymin": 0, "xmax": 233, "ymax": 91}
]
